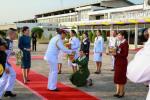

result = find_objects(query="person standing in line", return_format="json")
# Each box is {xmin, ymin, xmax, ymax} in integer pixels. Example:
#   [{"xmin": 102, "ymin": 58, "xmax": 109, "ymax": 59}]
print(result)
[
  {"xmin": 80, "ymin": 32, "xmax": 90, "ymax": 61},
  {"xmin": 107, "ymin": 30, "xmax": 118, "ymax": 71},
  {"xmin": 112, "ymin": 30, "xmax": 129, "ymax": 98},
  {"xmin": 93, "ymin": 30, "xmax": 104, "ymax": 74},
  {"xmin": 127, "ymin": 28, "xmax": 150, "ymax": 100},
  {"xmin": 3, "ymin": 28, "xmax": 17, "ymax": 97},
  {"xmin": 44, "ymin": 29, "xmax": 74, "ymax": 91},
  {"xmin": 0, "ymin": 38, "xmax": 9, "ymax": 100},
  {"xmin": 31, "ymin": 32, "xmax": 37, "ymax": 52},
  {"xmin": 18, "ymin": 26, "xmax": 31, "ymax": 84},
  {"xmin": 68, "ymin": 30, "xmax": 80, "ymax": 73}
]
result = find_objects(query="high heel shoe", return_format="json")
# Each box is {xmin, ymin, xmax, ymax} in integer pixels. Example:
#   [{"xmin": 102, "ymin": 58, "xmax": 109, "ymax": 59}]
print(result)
[
  {"xmin": 117, "ymin": 92, "xmax": 125, "ymax": 98},
  {"xmin": 88, "ymin": 79, "xmax": 93, "ymax": 86},
  {"xmin": 113, "ymin": 94, "xmax": 119, "ymax": 97}
]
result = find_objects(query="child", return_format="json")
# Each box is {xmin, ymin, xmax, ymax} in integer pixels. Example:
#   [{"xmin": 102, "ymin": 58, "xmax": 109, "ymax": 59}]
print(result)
[
  {"xmin": 70, "ymin": 50, "xmax": 92, "ymax": 87},
  {"xmin": 0, "ymin": 38, "xmax": 8, "ymax": 100}
]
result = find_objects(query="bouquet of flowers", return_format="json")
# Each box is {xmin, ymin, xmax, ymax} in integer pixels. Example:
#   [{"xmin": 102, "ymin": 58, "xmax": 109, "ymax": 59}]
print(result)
[
  {"xmin": 15, "ymin": 50, "xmax": 23, "ymax": 66},
  {"xmin": 65, "ymin": 43, "xmax": 71, "ymax": 49},
  {"xmin": 69, "ymin": 53, "xmax": 75, "ymax": 61},
  {"xmin": 108, "ymin": 46, "xmax": 117, "ymax": 54}
]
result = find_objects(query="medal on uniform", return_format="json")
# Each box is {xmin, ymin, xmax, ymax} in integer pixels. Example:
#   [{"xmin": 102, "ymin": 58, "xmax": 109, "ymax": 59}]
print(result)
[{"xmin": 0, "ymin": 64, "xmax": 4, "ymax": 76}]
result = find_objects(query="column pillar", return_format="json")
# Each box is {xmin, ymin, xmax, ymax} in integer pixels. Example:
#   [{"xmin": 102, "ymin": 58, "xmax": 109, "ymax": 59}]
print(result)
[{"xmin": 134, "ymin": 24, "xmax": 138, "ymax": 48}]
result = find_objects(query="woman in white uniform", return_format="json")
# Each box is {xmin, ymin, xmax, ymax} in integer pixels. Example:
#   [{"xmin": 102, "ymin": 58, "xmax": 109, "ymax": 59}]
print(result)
[
  {"xmin": 58, "ymin": 50, "xmax": 64, "ymax": 74},
  {"xmin": 44, "ymin": 29, "xmax": 73, "ymax": 91},
  {"xmin": 68, "ymin": 30, "xmax": 80, "ymax": 73},
  {"xmin": 93, "ymin": 30, "xmax": 104, "ymax": 74},
  {"xmin": 127, "ymin": 28, "xmax": 150, "ymax": 100}
]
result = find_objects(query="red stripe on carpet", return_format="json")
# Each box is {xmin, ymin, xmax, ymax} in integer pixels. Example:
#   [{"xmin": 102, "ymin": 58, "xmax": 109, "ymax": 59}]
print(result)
[{"xmin": 9, "ymin": 59, "xmax": 100, "ymax": 100}]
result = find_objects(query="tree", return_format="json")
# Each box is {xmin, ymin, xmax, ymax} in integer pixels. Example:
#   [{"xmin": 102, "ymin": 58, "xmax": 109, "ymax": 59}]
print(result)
[
  {"xmin": 49, "ymin": 34, "xmax": 53, "ymax": 40},
  {"xmin": 0, "ymin": 30, "xmax": 6, "ymax": 38},
  {"xmin": 88, "ymin": 31, "xmax": 93, "ymax": 42},
  {"xmin": 92, "ymin": 31, "xmax": 96, "ymax": 43},
  {"xmin": 102, "ymin": 30, "xmax": 107, "ymax": 42},
  {"xmin": 31, "ymin": 27, "xmax": 44, "ymax": 39}
]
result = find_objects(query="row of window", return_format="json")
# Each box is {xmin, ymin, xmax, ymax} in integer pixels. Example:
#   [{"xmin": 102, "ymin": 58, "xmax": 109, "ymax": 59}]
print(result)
[{"xmin": 38, "ymin": 15, "xmax": 78, "ymax": 23}]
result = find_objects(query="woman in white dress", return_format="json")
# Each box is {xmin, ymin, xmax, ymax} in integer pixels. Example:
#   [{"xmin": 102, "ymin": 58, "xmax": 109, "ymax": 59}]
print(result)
[
  {"xmin": 68, "ymin": 30, "xmax": 80, "ymax": 73},
  {"xmin": 58, "ymin": 50, "xmax": 64, "ymax": 74},
  {"xmin": 127, "ymin": 28, "xmax": 150, "ymax": 100},
  {"xmin": 93, "ymin": 30, "xmax": 104, "ymax": 74}
]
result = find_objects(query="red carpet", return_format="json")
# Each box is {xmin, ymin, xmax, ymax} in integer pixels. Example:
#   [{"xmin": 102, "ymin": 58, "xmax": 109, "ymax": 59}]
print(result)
[{"xmin": 9, "ymin": 58, "xmax": 99, "ymax": 100}]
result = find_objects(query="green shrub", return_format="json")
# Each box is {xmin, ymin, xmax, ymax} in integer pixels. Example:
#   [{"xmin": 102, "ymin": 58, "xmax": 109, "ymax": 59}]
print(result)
[
  {"xmin": 31, "ymin": 27, "xmax": 44, "ymax": 39},
  {"xmin": 92, "ymin": 32, "xmax": 96, "ymax": 43},
  {"xmin": 0, "ymin": 30, "xmax": 6, "ymax": 38},
  {"xmin": 102, "ymin": 30, "xmax": 107, "ymax": 42},
  {"xmin": 49, "ymin": 34, "xmax": 53, "ymax": 40},
  {"xmin": 88, "ymin": 31, "xmax": 93, "ymax": 42}
]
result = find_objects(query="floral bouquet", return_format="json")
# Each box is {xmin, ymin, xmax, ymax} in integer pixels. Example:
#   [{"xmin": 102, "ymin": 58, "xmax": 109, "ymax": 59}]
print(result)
[
  {"xmin": 15, "ymin": 50, "xmax": 23, "ymax": 66},
  {"xmin": 65, "ymin": 43, "xmax": 71, "ymax": 49},
  {"xmin": 108, "ymin": 46, "xmax": 117, "ymax": 54}
]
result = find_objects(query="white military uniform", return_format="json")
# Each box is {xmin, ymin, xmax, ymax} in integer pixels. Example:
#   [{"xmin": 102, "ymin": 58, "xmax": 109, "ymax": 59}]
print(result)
[
  {"xmin": 0, "ymin": 40, "xmax": 16, "ymax": 98},
  {"xmin": 68, "ymin": 36, "xmax": 80, "ymax": 67},
  {"xmin": 93, "ymin": 36, "xmax": 104, "ymax": 62},
  {"xmin": 44, "ymin": 34, "xmax": 72, "ymax": 90},
  {"xmin": 58, "ymin": 51, "xmax": 64, "ymax": 64},
  {"xmin": 127, "ymin": 39, "xmax": 150, "ymax": 100},
  {"xmin": 108, "ymin": 36, "xmax": 117, "ymax": 69}
]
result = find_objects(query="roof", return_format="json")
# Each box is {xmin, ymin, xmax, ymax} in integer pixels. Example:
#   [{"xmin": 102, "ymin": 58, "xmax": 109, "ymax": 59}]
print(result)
[{"xmin": 35, "ymin": 0, "xmax": 134, "ymax": 16}]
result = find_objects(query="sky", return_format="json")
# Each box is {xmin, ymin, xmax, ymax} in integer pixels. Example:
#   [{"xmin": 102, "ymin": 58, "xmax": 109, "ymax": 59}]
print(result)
[{"xmin": 0, "ymin": 0, "xmax": 143, "ymax": 24}]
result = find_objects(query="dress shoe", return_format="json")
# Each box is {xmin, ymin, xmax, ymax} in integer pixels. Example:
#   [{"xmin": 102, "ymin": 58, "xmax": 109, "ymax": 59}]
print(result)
[
  {"xmin": 94, "ymin": 71, "xmax": 101, "ymax": 74},
  {"xmin": 117, "ymin": 92, "xmax": 125, "ymax": 98},
  {"xmin": 4, "ymin": 91, "xmax": 16, "ymax": 97},
  {"xmin": 48, "ymin": 88, "xmax": 60, "ymax": 92},
  {"xmin": 88, "ymin": 79, "xmax": 93, "ymax": 86},
  {"xmin": 113, "ymin": 94, "xmax": 119, "ymax": 97}
]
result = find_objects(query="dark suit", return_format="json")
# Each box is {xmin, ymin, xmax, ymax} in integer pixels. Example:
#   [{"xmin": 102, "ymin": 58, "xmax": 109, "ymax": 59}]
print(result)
[{"xmin": 80, "ymin": 38, "xmax": 90, "ymax": 61}]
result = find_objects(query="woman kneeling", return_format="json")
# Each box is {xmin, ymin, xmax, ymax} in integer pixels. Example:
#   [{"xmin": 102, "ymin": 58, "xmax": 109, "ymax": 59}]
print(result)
[{"xmin": 70, "ymin": 50, "xmax": 92, "ymax": 87}]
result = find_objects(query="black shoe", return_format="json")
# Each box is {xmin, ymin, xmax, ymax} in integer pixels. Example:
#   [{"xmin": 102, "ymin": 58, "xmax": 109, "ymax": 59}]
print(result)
[
  {"xmin": 48, "ymin": 88, "xmax": 60, "ymax": 92},
  {"xmin": 94, "ymin": 71, "xmax": 101, "ymax": 74},
  {"xmin": 58, "ymin": 71, "xmax": 62, "ymax": 74},
  {"xmin": 111, "ymin": 69, "xmax": 114, "ymax": 71},
  {"xmin": 88, "ymin": 79, "xmax": 93, "ymax": 86},
  {"xmin": 113, "ymin": 94, "xmax": 119, "ymax": 97},
  {"xmin": 117, "ymin": 92, "xmax": 125, "ymax": 98},
  {"xmin": 4, "ymin": 91, "xmax": 16, "ymax": 97}
]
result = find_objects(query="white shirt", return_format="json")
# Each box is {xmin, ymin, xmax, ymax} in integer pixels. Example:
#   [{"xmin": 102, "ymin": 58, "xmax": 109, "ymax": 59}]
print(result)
[
  {"xmin": 69, "ymin": 36, "xmax": 80, "ymax": 50},
  {"xmin": 44, "ymin": 35, "xmax": 72, "ymax": 63},
  {"xmin": 94, "ymin": 36, "xmax": 104, "ymax": 53}
]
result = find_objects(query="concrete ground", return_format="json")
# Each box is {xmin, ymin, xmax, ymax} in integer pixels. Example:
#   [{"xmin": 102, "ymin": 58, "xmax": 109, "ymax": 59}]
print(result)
[{"xmin": 2, "ymin": 41, "xmax": 148, "ymax": 100}]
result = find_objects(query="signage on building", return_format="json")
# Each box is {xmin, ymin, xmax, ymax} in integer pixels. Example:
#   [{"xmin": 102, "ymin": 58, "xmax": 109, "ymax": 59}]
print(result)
[
  {"xmin": 111, "ymin": 10, "xmax": 150, "ymax": 20},
  {"xmin": 144, "ymin": 0, "xmax": 150, "ymax": 9}
]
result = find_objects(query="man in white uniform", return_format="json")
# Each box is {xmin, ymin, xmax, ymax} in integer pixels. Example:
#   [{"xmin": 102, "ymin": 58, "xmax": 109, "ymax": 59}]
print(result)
[
  {"xmin": 127, "ymin": 28, "xmax": 150, "ymax": 100},
  {"xmin": 108, "ymin": 30, "xmax": 117, "ymax": 71},
  {"xmin": 44, "ymin": 29, "xmax": 73, "ymax": 91},
  {"xmin": 0, "ymin": 28, "xmax": 17, "ymax": 99}
]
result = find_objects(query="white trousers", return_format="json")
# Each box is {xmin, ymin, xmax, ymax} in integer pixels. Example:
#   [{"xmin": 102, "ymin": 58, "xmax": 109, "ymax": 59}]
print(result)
[
  {"xmin": 111, "ymin": 56, "xmax": 115, "ymax": 69},
  {"xmin": 5, "ymin": 66, "xmax": 16, "ymax": 91},
  {"xmin": 0, "ymin": 72, "xmax": 8, "ymax": 99},
  {"xmin": 47, "ymin": 61, "xmax": 58, "ymax": 90}
]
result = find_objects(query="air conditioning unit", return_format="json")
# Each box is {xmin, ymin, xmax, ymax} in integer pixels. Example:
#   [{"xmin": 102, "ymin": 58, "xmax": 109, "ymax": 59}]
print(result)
[{"xmin": 144, "ymin": 0, "xmax": 150, "ymax": 9}]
